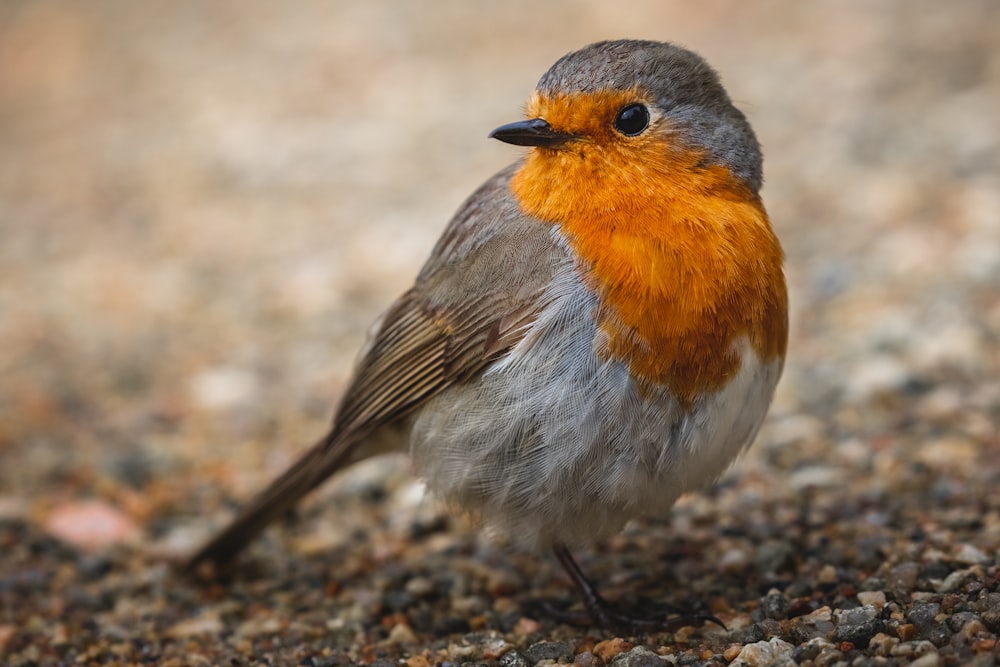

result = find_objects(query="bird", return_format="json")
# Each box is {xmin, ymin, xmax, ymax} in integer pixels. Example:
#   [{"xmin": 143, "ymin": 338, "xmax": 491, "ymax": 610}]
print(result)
[{"xmin": 185, "ymin": 39, "xmax": 788, "ymax": 629}]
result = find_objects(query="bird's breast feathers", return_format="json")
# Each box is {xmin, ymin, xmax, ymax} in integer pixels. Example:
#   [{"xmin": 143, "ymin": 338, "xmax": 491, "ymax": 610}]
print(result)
[
  {"xmin": 409, "ymin": 222, "xmax": 784, "ymax": 548},
  {"xmin": 510, "ymin": 141, "xmax": 787, "ymax": 408}
]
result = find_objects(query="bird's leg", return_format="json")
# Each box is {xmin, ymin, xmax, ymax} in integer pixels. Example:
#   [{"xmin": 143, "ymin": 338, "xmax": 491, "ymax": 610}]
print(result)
[
  {"xmin": 552, "ymin": 543, "xmax": 614, "ymax": 624},
  {"xmin": 544, "ymin": 543, "xmax": 725, "ymax": 632}
]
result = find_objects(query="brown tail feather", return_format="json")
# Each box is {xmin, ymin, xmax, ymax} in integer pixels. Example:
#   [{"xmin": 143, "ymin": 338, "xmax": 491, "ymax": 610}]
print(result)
[{"xmin": 184, "ymin": 429, "xmax": 355, "ymax": 572}]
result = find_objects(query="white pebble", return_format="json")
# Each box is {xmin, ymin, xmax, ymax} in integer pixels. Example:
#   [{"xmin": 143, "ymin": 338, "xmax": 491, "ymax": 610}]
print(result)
[
  {"xmin": 731, "ymin": 638, "xmax": 795, "ymax": 666},
  {"xmin": 857, "ymin": 590, "xmax": 887, "ymax": 607},
  {"xmin": 189, "ymin": 365, "xmax": 259, "ymax": 409}
]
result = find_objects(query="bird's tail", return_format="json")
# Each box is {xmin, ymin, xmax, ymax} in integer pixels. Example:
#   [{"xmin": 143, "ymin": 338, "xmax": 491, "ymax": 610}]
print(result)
[{"xmin": 184, "ymin": 428, "xmax": 357, "ymax": 573}]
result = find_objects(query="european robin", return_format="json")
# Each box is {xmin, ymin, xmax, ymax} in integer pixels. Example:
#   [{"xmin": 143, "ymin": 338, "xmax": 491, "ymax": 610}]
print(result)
[{"xmin": 186, "ymin": 39, "xmax": 788, "ymax": 628}]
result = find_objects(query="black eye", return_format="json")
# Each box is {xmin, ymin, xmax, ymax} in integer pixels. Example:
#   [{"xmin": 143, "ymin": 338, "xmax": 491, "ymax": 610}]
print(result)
[{"xmin": 614, "ymin": 103, "xmax": 650, "ymax": 136}]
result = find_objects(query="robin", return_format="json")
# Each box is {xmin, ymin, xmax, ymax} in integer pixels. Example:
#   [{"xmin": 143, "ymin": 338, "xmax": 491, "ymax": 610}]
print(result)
[{"xmin": 186, "ymin": 39, "xmax": 788, "ymax": 628}]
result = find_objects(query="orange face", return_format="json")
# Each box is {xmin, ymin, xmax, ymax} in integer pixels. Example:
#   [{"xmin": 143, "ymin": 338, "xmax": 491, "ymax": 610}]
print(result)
[{"xmin": 510, "ymin": 89, "xmax": 788, "ymax": 407}]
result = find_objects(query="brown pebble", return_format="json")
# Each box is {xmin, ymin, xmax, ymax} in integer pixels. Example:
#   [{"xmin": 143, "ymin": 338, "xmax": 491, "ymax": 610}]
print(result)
[
  {"xmin": 960, "ymin": 618, "xmax": 985, "ymax": 639},
  {"xmin": 857, "ymin": 591, "xmax": 887, "ymax": 607},
  {"xmin": 165, "ymin": 614, "xmax": 224, "ymax": 638},
  {"xmin": 709, "ymin": 596, "xmax": 733, "ymax": 615},
  {"xmin": 386, "ymin": 622, "xmax": 417, "ymax": 644},
  {"xmin": 593, "ymin": 637, "xmax": 633, "ymax": 662},
  {"xmin": 513, "ymin": 617, "xmax": 540, "ymax": 635},
  {"xmin": 974, "ymin": 638, "xmax": 997, "ymax": 652},
  {"xmin": 723, "ymin": 644, "xmax": 743, "ymax": 661},
  {"xmin": 481, "ymin": 637, "xmax": 511, "ymax": 660},
  {"xmin": 669, "ymin": 628, "xmax": 689, "ymax": 644},
  {"xmin": 897, "ymin": 624, "xmax": 916, "ymax": 641},
  {"xmin": 868, "ymin": 632, "xmax": 898, "ymax": 657}
]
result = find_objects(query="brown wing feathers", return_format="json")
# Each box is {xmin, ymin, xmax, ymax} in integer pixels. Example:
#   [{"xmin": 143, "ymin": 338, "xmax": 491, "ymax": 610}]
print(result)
[
  {"xmin": 184, "ymin": 170, "xmax": 560, "ymax": 572},
  {"xmin": 185, "ymin": 296, "xmax": 452, "ymax": 569},
  {"xmin": 184, "ymin": 290, "xmax": 518, "ymax": 571},
  {"xmin": 332, "ymin": 296, "xmax": 450, "ymax": 434}
]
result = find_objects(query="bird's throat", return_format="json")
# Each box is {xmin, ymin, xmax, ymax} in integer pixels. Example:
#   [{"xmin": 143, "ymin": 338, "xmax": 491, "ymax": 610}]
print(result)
[{"xmin": 510, "ymin": 146, "xmax": 788, "ymax": 407}]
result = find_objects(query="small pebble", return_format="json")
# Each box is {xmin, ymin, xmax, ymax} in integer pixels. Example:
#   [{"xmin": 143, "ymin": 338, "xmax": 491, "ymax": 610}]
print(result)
[
  {"xmin": 908, "ymin": 653, "xmax": 942, "ymax": 667},
  {"xmin": 937, "ymin": 568, "xmax": 973, "ymax": 593},
  {"xmin": 897, "ymin": 624, "xmax": 917, "ymax": 641},
  {"xmin": 719, "ymin": 547, "xmax": 749, "ymax": 571},
  {"xmin": 498, "ymin": 650, "xmax": 530, "ymax": 667},
  {"xmin": 188, "ymin": 365, "xmax": 259, "ymax": 410},
  {"xmin": 524, "ymin": 640, "xmax": 575, "ymax": 663},
  {"xmin": 608, "ymin": 646, "xmax": 666, "ymax": 667},
  {"xmin": 891, "ymin": 640, "xmax": 939, "ymax": 659},
  {"xmin": 759, "ymin": 592, "xmax": 791, "ymax": 620},
  {"xmin": 480, "ymin": 636, "xmax": 511, "ymax": 660},
  {"xmin": 165, "ymin": 614, "xmax": 223, "ymax": 638},
  {"xmin": 817, "ymin": 564, "xmax": 838, "ymax": 584},
  {"xmin": 722, "ymin": 644, "xmax": 743, "ymax": 662},
  {"xmin": 857, "ymin": 591, "xmax": 886, "ymax": 607},
  {"xmin": 731, "ymin": 638, "xmax": 794, "ymax": 666},
  {"xmin": 404, "ymin": 576, "xmax": 435, "ymax": 597},
  {"xmin": 888, "ymin": 562, "xmax": 920, "ymax": 592},
  {"xmin": 593, "ymin": 638, "xmax": 633, "ymax": 663},
  {"xmin": 386, "ymin": 622, "xmax": 417, "ymax": 644},
  {"xmin": 44, "ymin": 500, "xmax": 141, "ymax": 550},
  {"xmin": 832, "ymin": 618, "xmax": 883, "ymax": 646},
  {"xmin": 834, "ymin": 604, "xmax": 878, "ymax": 625},
  {"xmin": 573, "ymin": 651, "xmax": 605, "ymax": 667},
  {"xmin": 954, "ymin": 544, "xmax": 989, "ymax": 565},
  {"xmin": 868, "ymin": 632, "xmax": 898, "ymax": 657}
]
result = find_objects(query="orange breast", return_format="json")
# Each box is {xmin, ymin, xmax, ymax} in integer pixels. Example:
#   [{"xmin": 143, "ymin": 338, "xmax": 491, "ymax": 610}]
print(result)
[{"xmin": 509, "ymin": 103, "xmax": 787, "ymax": 406}]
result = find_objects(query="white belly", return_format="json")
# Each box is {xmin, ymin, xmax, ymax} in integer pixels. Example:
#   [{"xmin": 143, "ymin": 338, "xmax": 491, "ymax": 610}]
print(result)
[{"xmin": 409, "ymin": 242, "xmax": 783, "ymax": 549}]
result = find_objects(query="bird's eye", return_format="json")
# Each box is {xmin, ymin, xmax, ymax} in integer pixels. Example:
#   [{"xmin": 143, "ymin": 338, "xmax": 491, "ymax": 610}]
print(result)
[{"xmin": 614, "ymin": 103, "xmax": 650, "ymax": 136}]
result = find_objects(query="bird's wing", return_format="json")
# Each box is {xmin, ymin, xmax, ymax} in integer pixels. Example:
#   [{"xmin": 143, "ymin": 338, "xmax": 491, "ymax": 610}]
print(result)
[{"xmin": 185, "ymin": 165, "xmax": 563, "ymax": 571}]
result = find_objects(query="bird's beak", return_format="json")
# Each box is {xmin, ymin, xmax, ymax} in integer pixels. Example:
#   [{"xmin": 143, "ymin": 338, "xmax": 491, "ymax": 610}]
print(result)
[{"xmin": 489, "ymin": 118, "xmax": 575, "ymax": 148}]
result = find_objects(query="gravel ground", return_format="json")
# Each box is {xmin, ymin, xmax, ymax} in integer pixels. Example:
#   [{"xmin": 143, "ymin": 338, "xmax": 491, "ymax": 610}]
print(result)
[{"xmin": 2, "ymin": 1, "xmax": 999, "ymax": 665}]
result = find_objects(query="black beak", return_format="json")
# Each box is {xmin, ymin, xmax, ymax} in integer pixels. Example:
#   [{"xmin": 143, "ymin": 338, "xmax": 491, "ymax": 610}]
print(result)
[{"xmin": 489, "ymin": 118, "xmax": 574, "ymax": 148}]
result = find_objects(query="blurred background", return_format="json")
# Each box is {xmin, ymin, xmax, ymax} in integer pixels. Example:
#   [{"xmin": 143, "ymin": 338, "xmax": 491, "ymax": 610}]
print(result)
[{"xmin": 1, "ymin": 0, "xmax": 997, "ymax": 547}]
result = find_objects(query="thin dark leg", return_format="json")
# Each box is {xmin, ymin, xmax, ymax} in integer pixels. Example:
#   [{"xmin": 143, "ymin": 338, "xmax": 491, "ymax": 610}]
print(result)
[
  {"xmin": 552, "ymin": 543, "xmax": 615, "ymax": 624},
  {"xmin": 547, "ymin": 543, "xmax": 726, "ymax": 631}
]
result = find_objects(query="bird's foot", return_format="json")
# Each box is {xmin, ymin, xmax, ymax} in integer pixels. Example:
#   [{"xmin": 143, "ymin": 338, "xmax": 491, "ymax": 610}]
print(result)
[
  {"xmin": 527, "ymin": 595, "xmax": 724, "ymax": 633},
  {"xmin": 545, "ymin": 543, "xmax": 725, "ymax": 632}
]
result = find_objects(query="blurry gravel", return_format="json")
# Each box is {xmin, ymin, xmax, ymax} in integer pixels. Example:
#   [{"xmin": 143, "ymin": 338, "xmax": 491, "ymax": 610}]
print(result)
[{"xmin": 1, "ymin": 0, "xmax": 998, "ymax": 665}]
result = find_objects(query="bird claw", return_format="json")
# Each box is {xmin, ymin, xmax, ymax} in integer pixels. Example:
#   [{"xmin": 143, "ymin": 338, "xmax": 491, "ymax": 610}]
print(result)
[
  {"xmin": 544, "ymin": 544, "xmax": 726, "ymax": 633},
  {"xmin": 525, "ymin": 596, "xmax": 726, "ymax": 633}
]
